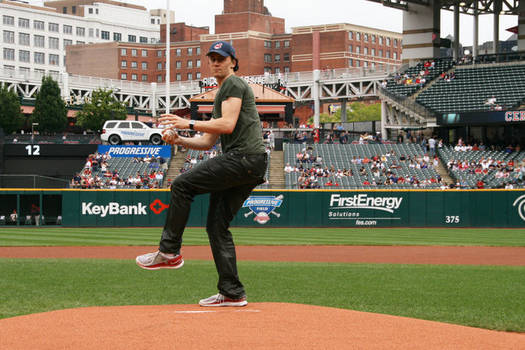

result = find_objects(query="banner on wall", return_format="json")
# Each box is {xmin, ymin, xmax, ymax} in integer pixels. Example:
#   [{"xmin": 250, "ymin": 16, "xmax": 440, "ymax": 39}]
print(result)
[{"xmin": 97, "ymin": 145, "xmax": 171, "ymax": 158}]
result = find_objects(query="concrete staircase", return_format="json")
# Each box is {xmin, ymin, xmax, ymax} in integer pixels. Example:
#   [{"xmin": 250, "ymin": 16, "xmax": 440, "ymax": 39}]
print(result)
[
  {"xmin": 163, "ymin": 149, "xmax": 186, "ymax": 188},
  {"xmin": 435, "ymin": 157, "xmax": 454, "ymax": 186},
  {"xmin": 268, "ymin": 151, "xmax": 285, "ymax": 188}
]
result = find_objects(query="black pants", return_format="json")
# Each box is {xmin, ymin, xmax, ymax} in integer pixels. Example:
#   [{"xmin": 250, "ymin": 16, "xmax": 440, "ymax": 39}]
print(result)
[{"xmin": 159, "ymin": 152, "xmax": 268, "ymax": 299}]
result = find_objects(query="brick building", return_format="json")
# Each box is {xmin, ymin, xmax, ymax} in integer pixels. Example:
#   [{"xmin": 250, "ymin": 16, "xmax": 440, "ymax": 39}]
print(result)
[{"xmin": 66, "ymin": 0, "xmax": 402, "ymax": 82}]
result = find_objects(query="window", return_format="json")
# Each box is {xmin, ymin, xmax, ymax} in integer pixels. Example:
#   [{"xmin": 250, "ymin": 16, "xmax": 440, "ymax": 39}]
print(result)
[
  {"xmin": 176, "ymin": 48, "xmax": 181, "ymax": 56},
  {"xmin": 348, "ymin": 31, "xmax": 353, "ymax": 40},
  {"xmin": 3, "ymin": 48, "xmax": 14, "ymax": 60},
  {"xmin": 364, "ymin": 47, "xmax": 368, "ymax": 55},
  {"xmin": 187, "ymin": 60, "xmax": 193, "ymax": 68},
  {"xmin": 264, "ymin": 67, "xmax": 271, "ymax": 73},
  {"xmin": 131, "ymin": 74, "xmax": 138, "ymax": 81},
  {"xmin": 131, "ymin": 61, "xmax": 137, "ymax": 68},
  {"xmin": 76, "ymin": 27, "xmax": 85, "ymax": 36},
  {"xmin": 264, "ymin": 41, "xmax": 271, "ymax": 48},
  {"xmin": 19, "ymin": 67, "xmax": 30, "ymax": 74},
  {"xmin": 63, "ymin": 6, "xmax": 67, "ymax": 14},
  {"xmin": 121, "ymin": 48, "xmax": 127, "ymax": 56},
  {"xmin": 3, "ymin": 31, "xmax": 14, "ymax": 44},
  {"xmin": 34, "ymin": 20, "xmax": 44, "ymax": 30},
  {"xmin": 187, "ymin": 48, "xmax": 193, "ymax": 56},
  {"xmin": 379, "ymin": 37, "xmax": 383, "ymax": 45},
  {"xmin": 371, "ymin": 48, "xmax": 375, "ymax": 56},
  {"xmin": 264, "ymin": 54, "xmax": 272, "ymax": 63},
  {"xmin": 386, "ymin": 51, "xmax": 390, "ymax": 58},
  {"xmin": 64, "ymin": 25, "xmax": 72, "ymax": 34},
  {"xmin": 371, "ymin": 35, "xmax": 376, "ymax": 43},
  {"xmin": 64, "ymin": 39, "xmax": 72, "ymax": 47},
  {"xmin": 157, "ymin": 75, "xmax": 162, "ymax": 82},
  {"xmin": 394, "ymin": 52, "xmax": 398, "ymax": 60},
  {"xmin": 364, "ymin": 34, "xmax": 368, "ymax": 42},
  {"xmin": 379, "ymin": 49, "xmax": 383, "ymax": 57},
  {"xmin": 76, "ymin": 41, "xmax": 85, "ymax": 44},
  {"xmin": 140, "ymin": 36, "xmax": 148, "ymax": 43},
  {"xmin": 121, "ymin": 73, "xmax": 127, "ymax": 80},
  {"xmin": 49, "ymin": 37, "xmax": 59, "ymax": 49},
  {"xmin": 187, "ymin": 73, "xmax": 193, "ymax": 80},
  {"xmin": 18, "ymin": 18, "xmax": 30, "ymax": 28},
  {"xmin": 275, "ymin": 67, "xmax": 280, "ymax": 74},
  {"xmin": 151, "ymin": 18, "xmax": 155, "ymax": 24},
  {"xmin": 19, "ymin": 33, "xmax": 30, "ymax": 46},
  {"xmin": 34, "ymin": 52, "xmax": 45, "ymax": 64},
  {"xmin": 121, "ymin": 60, "xmax": 127, "ymax": 68},
  {"xmin": 275, "ymin": 41, "xmax": 280, "ymax": 49},
  {"xmin": 72, "ymin": 6, "xmax": 76, "ymax": 14},
  {"xmin": 284, "ymin": 66, "xmax": 290, "ymax": 73},
  {"xmin": 284, "ymin": 40, "xmax": 290, "ymax": 47},
  {"xmin": 364, "ymin": 61, "xmax": 368, "ymax": 67},
  {"xmin": 176, "ymin": 61, "xmax": 181, "ymax": 69},
  {"xmin": 141, "ymin": 50, "xmax": 147, "ymax": 57},
  {"xmin": 114, "ymin": 32, "xmax": 122, "ymax": 41},
  {"xmin": 196, "ymin": 59, "xmax": 201, "ymax": 68},
  {"xmin": 49, "ymin": 54, "xmax": 59, "ymax": 66},
  {"xmin": 49, "ymin": 23, "xmax": 59, "ymax": 32},
  {"xmin": 394, "ymin": 39, "xmax": 398, "ymax": 47},
  {"xmin": 275, "ymin": 54, "xmax": 280, "ymax": 62},
  {"xmin": 196, "ymin": 47, "xmax": 201, "ymax": 55},
  {"xmin": 348, "ymin": 45, "xmax": 353, "ymax": 53},
  {"xmin": 356, "ymin": 32, "xmax": 361, "ymax": 41},
  {"xmin": 131, "ymin": 49, "xmax": 137, "ymax": 57},
  {"xmin": 157, "ymin": 62, "xmax": 163, "ymax": 70},
  {"xmin": 34, "ymin": 35, "xmax": 45, "ymax": 48},
  {"xmin": 88, "ymin": 8, "xmax": 93, "ymax": 14},
  {"xmin": 356, "ymin": 60, "xmax": 360, "ymax": 67},
  {"xmin": 141, "ymin": 62, "xmax": 147, "ymax": 69},
  {"xmin": 88, "ymin": 28, "xmax": 94, "ymax": 37},
  {"xmin": 141, "ymin": 74, "xmax": 148, "ymax": 81},
  {"xmin": 348, "ymin": 59, "xmax": 353, "ymax": 67},
  {"xmin": 284, "ymin": 53, "xmax": 290, "ymax": 62},
  {"xmin": 356, "ymin": 46, "xmax": 360, "ymax": 54},
  {"xmin": 3, "ymin": 16, "xmax": 14, "ymax": 26},
  {"xmin": 101, "ymin": 31, "xmax": 110, "ymax": 40},
  {"xmin": 196, "ymin": 72, "xmax": 201, "ymax": 79},
  {"xmin": 176, "ymin": 73, "xmax": 181, "ymax": 81},
  {"xmin": 157, "ymin": 50, "xmax": 163, "ymax": 57},
  {"xmin": 386, "ymin": 38, "xmax": 391, "ymax": 46},
  {"xmin": 128, "ymin": 35, "xmax": 136, "ymax": 42}
]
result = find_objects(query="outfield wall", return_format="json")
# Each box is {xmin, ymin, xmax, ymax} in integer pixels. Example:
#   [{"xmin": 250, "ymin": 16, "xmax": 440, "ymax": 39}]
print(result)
[{"xmin": 1, "ymin": 189, "xmax": 525, "ymax": 228}]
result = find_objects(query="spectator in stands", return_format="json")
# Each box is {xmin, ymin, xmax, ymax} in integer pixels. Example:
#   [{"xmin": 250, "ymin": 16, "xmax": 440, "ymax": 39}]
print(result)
[
  {"xmin": 428, "ymin": 136, "xmax": 436, "ymax": 157},
  {"xmin": 9, "ymin": 209, "xmax": 18, "ymax": 224}
]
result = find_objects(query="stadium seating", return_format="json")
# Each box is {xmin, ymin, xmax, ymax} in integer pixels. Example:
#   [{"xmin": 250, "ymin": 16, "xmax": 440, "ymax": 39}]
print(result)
[
  {"xmin": 416, "ymin": 64, "xmax": 525, "ymax": 114},
  {"xmin": 284, "ymin": 143, "xmax": 442, "ymax": 189}
]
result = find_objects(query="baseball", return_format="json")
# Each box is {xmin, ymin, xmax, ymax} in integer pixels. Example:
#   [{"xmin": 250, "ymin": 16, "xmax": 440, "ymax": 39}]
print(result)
[{"xmin": 162, "ymin": 128, "xmax": 177, "ymax": 143}]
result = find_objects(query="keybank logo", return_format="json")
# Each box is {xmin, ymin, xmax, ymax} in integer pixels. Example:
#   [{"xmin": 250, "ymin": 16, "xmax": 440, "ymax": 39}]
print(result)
[
  {"xmin": 82, "ymin": 202, "xmax": 148, "ymax": 217},
  {"xmin": 512, "ymin": 194, "xmax": 525, "ymax": 221},
  {"xmin": 329, "ymin": 194, "xmax": 403, "ymax": 213}
]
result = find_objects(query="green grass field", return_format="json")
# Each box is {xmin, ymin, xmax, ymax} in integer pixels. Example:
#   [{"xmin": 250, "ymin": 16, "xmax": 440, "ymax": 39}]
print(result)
[
  {"xmin": 1, "ymin": 226, "xmax": 524, "ymax": 332},
  {"xmin": 1, "ymin": 226, "xmax": 525, "ymax": 246}
]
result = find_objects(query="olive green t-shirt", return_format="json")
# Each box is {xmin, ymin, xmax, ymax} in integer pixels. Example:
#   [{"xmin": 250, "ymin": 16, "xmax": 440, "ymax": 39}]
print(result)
[{"xmin": 212, "ymin": 75, "xmax": 266, "ymax": 154}]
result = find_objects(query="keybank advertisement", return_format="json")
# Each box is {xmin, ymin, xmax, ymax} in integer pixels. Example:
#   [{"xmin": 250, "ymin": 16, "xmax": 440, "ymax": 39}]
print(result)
[
  {"xmin": 97, "ymin": 145, "xmax": 171, "ymax": 158},
  {"xmin": 60, "ymin": 190, "xmax": 525, "ymax": 227}
]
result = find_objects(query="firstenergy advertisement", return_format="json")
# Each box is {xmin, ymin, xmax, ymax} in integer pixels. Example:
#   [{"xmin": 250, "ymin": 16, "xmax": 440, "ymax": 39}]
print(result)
[{"xmin": 328, "ymin": 194, "xmax": 403, "ymax": 226}]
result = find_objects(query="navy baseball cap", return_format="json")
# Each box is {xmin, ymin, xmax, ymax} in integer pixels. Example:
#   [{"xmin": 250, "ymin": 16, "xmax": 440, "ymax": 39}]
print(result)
[{"xmin": 207, "ymin": 41, "xmax": 237, "ymax": 60}]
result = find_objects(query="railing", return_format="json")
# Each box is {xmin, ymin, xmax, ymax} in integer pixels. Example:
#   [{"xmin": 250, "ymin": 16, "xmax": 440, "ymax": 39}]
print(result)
[
  {"xmin": 378, "ymin": 86, "xmax": 437, "ymax": 120},
  {"xmin": 0, "ymin": 175, "xmax": 70, "ymax": 189},
  {"xmin": 5, "ymin": 134, "xmax": 101, "ymax": 144}
]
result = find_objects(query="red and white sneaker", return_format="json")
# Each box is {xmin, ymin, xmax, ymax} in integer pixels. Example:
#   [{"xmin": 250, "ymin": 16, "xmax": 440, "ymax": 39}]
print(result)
[
  {"xmin": 199, "ymin": 293, "xmax": 248, "ymax": 307},
  {"xmin": 135, "ymin": 251, "xmax": 184, "ymax": 270}
]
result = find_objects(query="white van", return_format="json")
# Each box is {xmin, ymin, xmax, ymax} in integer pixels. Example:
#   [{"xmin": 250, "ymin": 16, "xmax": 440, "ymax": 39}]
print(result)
[{"xmin": 101, "ymin": 120, "xmax": 164, "ymax": 145}]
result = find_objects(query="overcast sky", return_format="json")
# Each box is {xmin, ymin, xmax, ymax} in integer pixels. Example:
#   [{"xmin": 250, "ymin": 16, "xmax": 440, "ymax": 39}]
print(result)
[{"xmin": 128, "ymin": 0, "xmax": 517, "ymax": 46}]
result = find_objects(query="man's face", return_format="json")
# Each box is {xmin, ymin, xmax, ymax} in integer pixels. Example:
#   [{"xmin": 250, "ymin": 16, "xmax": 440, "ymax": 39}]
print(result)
[{"xmin": 207, "ymin": 53, "xmax": 235, "ymax": 79}]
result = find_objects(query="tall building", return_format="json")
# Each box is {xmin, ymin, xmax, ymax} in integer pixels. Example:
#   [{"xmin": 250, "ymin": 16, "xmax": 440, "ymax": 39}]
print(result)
[
  {"xmin": 65, "ymin": 0, "xmax": 402, "ymax": 82},
  {"xmin": 0, "ymin": 0, "xmax": 169, "ymax": 76}
]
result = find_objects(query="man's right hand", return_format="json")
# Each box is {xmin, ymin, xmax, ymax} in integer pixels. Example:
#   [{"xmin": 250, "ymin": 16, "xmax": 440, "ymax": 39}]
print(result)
[{"xmin": 162, "ymin": 128, "xmax": 181, "ymax": 145}]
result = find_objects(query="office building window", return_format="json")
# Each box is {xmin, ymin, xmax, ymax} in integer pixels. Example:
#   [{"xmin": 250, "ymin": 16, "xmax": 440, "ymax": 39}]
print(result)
[
  {"xmin": 49, "ymin": 23, "xmax": 59, "ymax": 32},
  {"xmin": 64, "ymin": 25, "xmax": 72, "ymax": 34},
  {"xmin": 187, "ymin": 48, "xmax": 193, "ymax": 56},
  {"xmin": 364, "ymin": 34, "xmax": 368, "ymax": 42},
  {"xmin": 49, "ymin": 37, "xmax": 59, "ymax": 49},
  {"xmin": 284, "ymin": 66, "xmax": 290, "ymax": 73},
  {"xmin": 18, "ymin": 18, "xmax": 30, "ymax": 28},
  {"xmin": 3, "ymin": 48, "xmax": 15, "ymax": 60},
  {"xmin": 264, "ymin": 54, "xmax": 272, "ymax": 63},
  {"xmin": 142, "ymin": 50, "xmax": 147, "ymax": 57},
  {"xmin": 34, "ymin": 52, "xmax": 45, "ymax": 64},
  {"xmin": 19, "ymin": 33, "xmax": 30, "ymax": 46},
  {"xmin": 101, "ymin": 31, "xmax": 110, "ymax": 40},
  {"xmin": 131, "ymin": 73, "xmax": 137, "ymax": 81},
  {"xmin": 176, "ymin": 48, "xmax": 181, "ymax": 56},
  {"xmin": 196, "ymin": 59, "xmax": 201, "ymax": 68},
  {"xmin": 121, "ymin": 60, "xmax": 127, "ymax": 68},
  {"xmin": 371, "ymin": 35, "xmax": 376, "ymax": 43},
  {"xmin": 196, "ymin": 72, "xmax": 201, "ymax": 79},
  {"xmin": 264, "ymin": 41, "xmax": 271, "ymax": 48},
  {"xmin": 284, "ymin": 53, "xmax": 290, "ymax": 62},
  {"xmin": 187, "ymin": 60, "xmax": 193, "ymax": 68},
  {"xmin": 63, "ymin": 6, "xmax": 67, "ymax": 14},
  {"xmin": 131, "ymin": 49, "xmax": 137, "ymax": 56},
  {"xmin": 356, "ymin": 32, "xmax": 361, "ymax": 41},
  {"xmin": 141, "ymin": 74, "xmax": 148, "ymax": 81},
  {"xmin": 176, "ymin": 73, "xmax": 181, "ymax": 81},
  {"xmin": 187, "ymin": 73, "xmax": 192, "ymax": 80},
  {"xmin": 3, "ymin": 30, "xmax": 14, "ymax": 44},
  {"xmin": 364, "ymin": 47, "xmax": 368, "ymax": 55},
  {"xmin": 356, "ymin": 46, "xmax": 360, "ymax": 54},
  {"xmin": 379, "ymin": 49, "xmax": 383, "ymax": 57},
  {"xmin": 121, "ymin": 73, "xmax": 127, "ymax": 80},
  {"xmin": 275, "ymin": 41, "xmax": 280, "ymax": 48},
  {"xmin": 386, "ymin": 38, "xmax": 391, "ymax": 46},
  {"xmin": 348, "ymin": 45, "xmax": 353, "ymax": 53},
  {"xmin": 72, "ymin": 6, "xmax": 76, "ymax": 14},
  {"xmin": 275, "ymin": 67, "xmax": 280, "ymax": 74},
  {"xmin": 131, "ymin": 61, "xmax": 137, "ymax": 68},
  {"xmin": 394, "ymin": 39, "xmax": 398, "ymax": 47},
  {"xmin": 157, "ymin": 50, "xmax": 162, "ymax": 57},
  {"xmin": 275, "ymin": 54, "xmax": 280, "ymax": 62},
  {"xmin": 49, "ymin": 54, "xmax": 59, "ymax": 66},
  {"xmin": 348, "ymin": 31, "xmax": 353, "ymax": 40},
  {"xmin": 34, "ymin": 35, "xmax": 45, "ymax": 48},
  {"xmin": 3, "ymin": 16, "xmax": 14, "ymax": 26},
  {"xmin": 64, "ymin": 39, "xmax": 72, "ymax": 47},
  {"xmin": 128, "ymin": 35, "xmax": 136, "ymax": 42},
  {"xmin": 88, "ymin": 28, "xmax": 94, "ymax": 37},
  {"xmin": 394, "ymin": 52, "xmax": 398, "ymax": 60},
  {"xmin": 386, "ymin": 51, "xmax": 390, "ymax": 58},
  {"xmin": 157, "ymin": 62, "xmax": 163, "ymax": 70},
  {"xmin": 34, "ymin": 20, "xmax": 44, "ymax": 30},
  {"xmin": 140, "ymin": 36, "xmax": 148, "ymax": 43},
  {"xmin": 141, "ymin": 62, "xmax": 147, "ymax": 69},
  {"xmin": 371, "ymin": 48, "xmax": 375, "ymax": 56},
  {"xmin": 379, "ymin": 37, "xmax": 383, "ymax": 45},
  {"xmin": 284, "ymin": 40, "xmax": 290, "ymax": 47},
  {"xmin": 76, "ymin": 27, "xmax": 85, "ymax": 36},
  {"xmin": 264, "ymin": 67, "xmax": 271, "ymax": 73},
  {"xmin": 88, "ymin": 8, "xmax": 93, "ymax": 14},
  {"xmin": 76, "ymin": 41, "xmax": 84, "ymax": 44},
  {"xmin": 120, "ymin": 48, "xmax": 126, "ymax": 56},
  {"xmin": 176, "ymin": 61, "xmax": 181, "ymax": 69},
  {"xmin": 356, "ymin": 60, "xmax": 360, "ymax": 67},
  {"xmin": 157, "ymin": 75, "xmax": 162, "ymax": 82},
  {"xmin": 196, "ymin": 47, "xmax": 201, "ymax": 55},
  {"xmin": 114, "ymin": 32, "xmax": 122, "ymax": 41}
]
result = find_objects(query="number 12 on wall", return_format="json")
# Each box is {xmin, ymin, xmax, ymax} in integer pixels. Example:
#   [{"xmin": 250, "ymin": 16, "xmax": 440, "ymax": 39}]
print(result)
[{"xmin": 25, "ymin": 145, "xmax": 40, "ymax": 156}]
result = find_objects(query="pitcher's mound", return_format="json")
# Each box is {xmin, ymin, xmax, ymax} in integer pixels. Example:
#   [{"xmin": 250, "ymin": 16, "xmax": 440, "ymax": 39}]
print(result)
[{"xmin": 0, "ymin": 303, "xmax": 523, "ymax": 349}]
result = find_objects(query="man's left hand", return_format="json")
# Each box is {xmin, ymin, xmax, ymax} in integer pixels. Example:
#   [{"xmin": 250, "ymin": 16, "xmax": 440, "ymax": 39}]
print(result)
[{"xmin": 159, "ymin": 114, "xmax": 190, "ymax": 129}]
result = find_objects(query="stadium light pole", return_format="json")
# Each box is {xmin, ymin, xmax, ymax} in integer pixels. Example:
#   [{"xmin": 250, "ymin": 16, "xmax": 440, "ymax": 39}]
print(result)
[{"xmin": 165, "ymin": 0, "xmax": 171, "ymax": 115}]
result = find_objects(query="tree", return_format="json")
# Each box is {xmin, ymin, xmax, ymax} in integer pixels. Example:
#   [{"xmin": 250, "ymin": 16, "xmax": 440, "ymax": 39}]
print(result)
[
  {"xmin": 346, "ymin": 102, "xmax": 381, "ymax": 122},
  {"xmin": 32, "ymin": 76, "xmax": 67, "ymax": 133},
  {"xmin": 75, "ymin": 88, "xmax": 127, "ymax": 132},
  {"xmin": 0, "ymin": 85, "xmax": 23, "ymax": 133}
]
